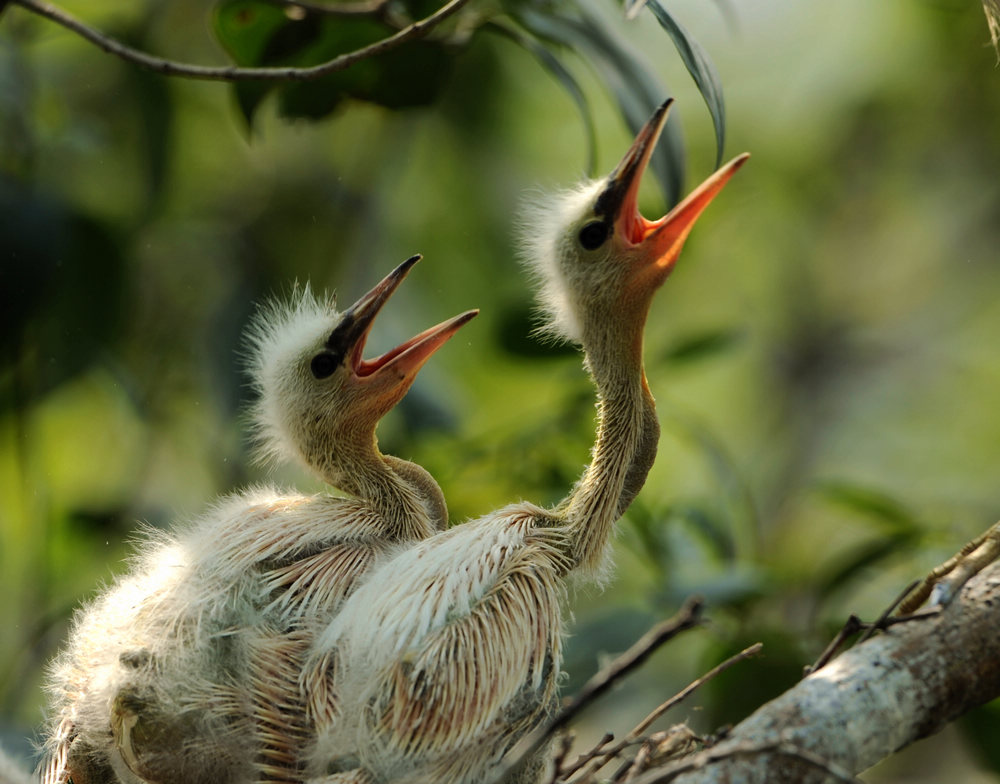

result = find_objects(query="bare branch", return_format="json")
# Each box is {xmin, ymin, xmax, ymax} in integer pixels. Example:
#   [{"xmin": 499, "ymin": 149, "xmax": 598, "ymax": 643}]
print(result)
[
  {"xmin": 569, "ymin": 642, "xmax": 762, "ymax": 782},
  {"xmin": 638, "ymin": 740, "xmax": 863, "ymax": 784},
  {"xmin": 8, "ymin": 0, "xmax": 471, "ymax": 81},
  {"xmin": 500, "ymin": 597, "xmax": 705, "ymax": 781},
  {"xmin": 632, "ymin": 561, "xmax": 1000, "ymax": 784}
]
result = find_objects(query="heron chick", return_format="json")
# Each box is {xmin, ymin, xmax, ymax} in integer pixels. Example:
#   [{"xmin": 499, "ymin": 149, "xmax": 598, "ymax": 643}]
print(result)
[
  {"xmin": 42, "ymin": 257, "xmax": 477, "ymax": 784},
  {"xmin": 303, "ymin": 101, "xmax": 749, "ymax": 784}
]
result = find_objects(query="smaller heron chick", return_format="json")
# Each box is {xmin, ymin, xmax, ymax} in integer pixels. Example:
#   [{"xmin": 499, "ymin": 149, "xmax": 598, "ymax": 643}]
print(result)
[{"xmin": 42, "ymin": 256, "xmax": 477, "ymax": 784}]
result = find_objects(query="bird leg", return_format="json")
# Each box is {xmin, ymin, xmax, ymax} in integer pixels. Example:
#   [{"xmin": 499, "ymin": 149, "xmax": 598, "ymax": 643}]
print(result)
[{"xmin": 898, "ymin": 521, "xmax": 1000, "ymax": 614}]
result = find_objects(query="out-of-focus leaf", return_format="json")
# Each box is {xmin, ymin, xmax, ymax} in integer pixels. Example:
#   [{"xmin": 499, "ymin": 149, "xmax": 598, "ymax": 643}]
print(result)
[
  {"xmin": 662, "ymin": 411, "xmax": 760, "ymax": 555},
  {"xmin": 623, "ymin": 499, "xmax": 736, "ymax": 571},
  {"xmin": 0, "ymin": 181, "xmax": 125, "ymax": 401},
  {"xmin": 512, "ymin": 2, "xmax": 684, "ymax": 204},
  {"xmin": 645, "ymin": 1, "xmax": 726, "ymax": 167},
  {"xmin": 213, "ymin": 0, "xmax": 291, "ymax": 123},
  {"xmin": 672, "ymin": 501, "xmax": 736, "ymax": 561},
  {"xmin": 126, "ymin": 65, "xmax": 173, "ymax": 211},
  {"xmin": 486, "ymin": 22, "xmax": 597, "ymax": 177},
  {"xmin": 814, "ymin": 480, "xmax": 924, "ymax": 533},
  {"xmin": 813, "ymin": 531, "xmax": 919, "ymax": 601},
  {"xmin": 560, "ymin": 607, "xmax": 659, "ymax": 693},
  {"xmin": 702, "ymin": 632, "xmax": 802, "ymax": 728},
  {"xmin": 494, "ymin": 300, "xmax": 578, "ymax": 359},
  {"xmin": 213, "ymin": 1, "xmax": 453, "ymax": 123},
  {"xmin": 661, "ymin": 327, "xmax": 744, "ymax": 365},
  {"xmin": 214, "ymin": 0, "xmax": 290, "ymax": 64},
  {"xmin": 960, "ymin": 699, "xmax": 1000, "ymax": 772}
]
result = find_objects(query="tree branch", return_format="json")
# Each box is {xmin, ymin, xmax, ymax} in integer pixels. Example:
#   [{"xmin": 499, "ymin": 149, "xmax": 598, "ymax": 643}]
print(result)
[
  {"xmin": 633, "ymin": 561, "xmax": 1000, "ymax": 784},
  {"xmin": 8, "ymin": 0, "xmax": 472, "ymax": 81},
  {"xmin": 498, "ymin": 597, "xmax": 705, "ymax": 781}
]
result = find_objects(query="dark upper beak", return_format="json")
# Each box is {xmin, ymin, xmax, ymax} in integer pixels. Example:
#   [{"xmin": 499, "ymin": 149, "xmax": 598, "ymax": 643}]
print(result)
[
  {"xmin": 596, "ymin": 99, "xmax": 750, "ymax": 288},
  {"xmin": 327, "ymin": 255, "xmax": 477, "ymax": 383}
]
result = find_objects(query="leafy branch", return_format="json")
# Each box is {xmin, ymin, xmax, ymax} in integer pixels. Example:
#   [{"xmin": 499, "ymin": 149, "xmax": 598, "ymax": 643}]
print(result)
[
  {"xmin": 7, "ymin": 0, "xmax": 472, "ymax": 81},
  {"xmin": 3, "ymin": 0, "xmax": 731, "ymax": 202}
]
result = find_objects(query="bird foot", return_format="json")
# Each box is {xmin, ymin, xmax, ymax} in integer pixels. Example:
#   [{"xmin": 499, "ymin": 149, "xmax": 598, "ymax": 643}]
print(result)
[{"xmin": 898, "ymin": 521, "xmax": 1000, "ymax": 614}]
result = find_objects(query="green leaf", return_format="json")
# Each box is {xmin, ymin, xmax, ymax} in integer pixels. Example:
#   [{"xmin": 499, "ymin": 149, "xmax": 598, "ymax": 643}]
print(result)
[
  {"xmin": 213, "ymin": 0, "xmax": 292, "ymax": 123},
  {"xmin": 0, "ymin": 183, "xmax": 125, "ymax": 400},
  {"xmin": 813, "ymin": 532, "xmax": 919, "ymax": 600},
  {"xmin": 494, "ymin": 300, "xmax": 578, "ymax": 359},
  {"xmin": 213, "ymin": 1, "xmax": 454, "ymax": 123},
  {"xmin": 486, "ymin": 21, "xmax": 597, "ymax": 177},
  {"xmin": 512, "ymin": 2, "xmax": 684, "ymax": 204},
  {"xmin": 813, "ymin": 480, "xmax": 923, "ymax": 533},
  {"xmin": 645, "ymin": 1, "xmax": 726, "ymax": 167},
  {"xmin": 213, "ymin": 0, "xmax": 291, "ymax": 65},
  {"xmin": 661, "ymin": 327, "xmax": 744, "ymax": 365},
  {"xmin": 960, "ymin": 700, "xmax": 1000, "ymax": 773}
]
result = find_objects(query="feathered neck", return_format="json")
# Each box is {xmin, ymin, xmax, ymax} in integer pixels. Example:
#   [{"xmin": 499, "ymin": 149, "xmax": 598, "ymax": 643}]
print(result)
[{"xmin": 557, "ymin": 313, "xmax": 659, "ymax": 573}]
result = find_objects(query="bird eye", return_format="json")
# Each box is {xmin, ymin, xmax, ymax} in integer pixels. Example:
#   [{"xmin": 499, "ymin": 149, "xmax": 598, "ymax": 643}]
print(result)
[
  {"xmin": 310, "ymin": 352, "xmax": 339, "ymax": 379},
  {"xmin": 578, "ymin": 221, "xmax": 609, "ymax": 251}
]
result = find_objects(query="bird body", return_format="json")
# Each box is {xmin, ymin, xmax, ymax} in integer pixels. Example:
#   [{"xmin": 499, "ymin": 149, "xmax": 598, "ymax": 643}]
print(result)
[
  {"xmin": 303, "ymin": 102, "xmax": 749, "ymax": 784},
  {"xmin": 304, "ymin": 502, "xmax": 567, "ymax": 783},
  {"xmin": 42, "ymin": 258, "xmax": 477, "ymax": 784}
]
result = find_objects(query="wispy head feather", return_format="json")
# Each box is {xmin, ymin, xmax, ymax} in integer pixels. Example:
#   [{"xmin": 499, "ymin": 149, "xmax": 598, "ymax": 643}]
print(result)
[
  {"xmin": 516, "ymin": 181, "xmax": 604, "ymax": 345},
  {"xmin": 243, "ymin": 283, "xmax": 338, "ymax": 468}
]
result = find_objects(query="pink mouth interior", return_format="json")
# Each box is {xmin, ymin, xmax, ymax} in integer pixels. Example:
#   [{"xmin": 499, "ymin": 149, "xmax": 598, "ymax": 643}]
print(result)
[{"xmin": 352, "ymin": 336, "xmax": 415, "ymax": 377}]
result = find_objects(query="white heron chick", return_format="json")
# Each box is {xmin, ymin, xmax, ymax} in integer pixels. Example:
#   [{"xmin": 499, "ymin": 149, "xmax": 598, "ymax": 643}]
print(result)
[
  {"xmin": 42, "ymin": 256, "xmax": 477, "ymax": 784},
  {"xmin": 303, "ymin": 101, "xmax": 749, "ymax": 784}
]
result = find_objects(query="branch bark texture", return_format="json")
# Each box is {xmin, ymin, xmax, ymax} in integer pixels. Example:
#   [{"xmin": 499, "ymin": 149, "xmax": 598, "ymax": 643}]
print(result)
[{"xmin": 636, "ymin": 561, "xmax": 1000, "ymax": 784}]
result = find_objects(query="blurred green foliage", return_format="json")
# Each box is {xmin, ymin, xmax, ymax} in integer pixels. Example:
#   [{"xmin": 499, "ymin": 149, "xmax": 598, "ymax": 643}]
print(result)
[{"xmin": 1, "ymin": 0, "xmax": 1000, "ymax": 780}]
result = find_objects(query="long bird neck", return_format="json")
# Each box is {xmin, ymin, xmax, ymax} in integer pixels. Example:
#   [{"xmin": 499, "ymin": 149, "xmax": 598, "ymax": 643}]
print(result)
[
  {"xmin": 560, "ymin": 318, "xmax": 660, "ymax": 572},
  {"xmin": 325, "ymin": 439, "xmax": 444, "ymax": 540}
]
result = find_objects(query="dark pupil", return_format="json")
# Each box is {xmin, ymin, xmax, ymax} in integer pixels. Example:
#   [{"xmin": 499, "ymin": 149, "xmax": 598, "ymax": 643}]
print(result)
[
  {"xmin": 311, "ymin": 352, "xmax": 339, "ymax": 379},
  {"xmin": 578, "ymin": 221, "xmax": 609, "ymax": 250}
]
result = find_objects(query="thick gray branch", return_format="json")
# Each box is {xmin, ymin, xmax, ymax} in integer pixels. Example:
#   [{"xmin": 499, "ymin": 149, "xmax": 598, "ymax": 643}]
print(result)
[{"xmin": 635, "ymin": 561, "xmax": 1000, "ymax": 784}]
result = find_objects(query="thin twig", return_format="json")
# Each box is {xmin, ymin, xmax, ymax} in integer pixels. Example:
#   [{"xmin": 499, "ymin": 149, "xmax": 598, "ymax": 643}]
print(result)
[
  {"xmin": 806, "ymin": 580, "xmax": 929, "ymax": 676},
  {"xmin": 9, "ymin": 0, "xmax": 471, "ymax": 81},
  {"xmin": 633, "ymin": 643, "xmax": 762, "ymax": 739},
  {"xmin": 556, "ymin": 732, "xmax": 617, "ymax": 781},
  {"xmin": 569, "ymin": 642, "xmax": 763, "ymax": 782},
  {"xmin": 500, "ymin": 597, "xmax": 705, "ymax": 781},
  {"xmin": 804, "ymin": 614, "xmax": 863, "ymax": 676},
  {"xmin": 551, "ymin": 732, "xmax": 576, "ymax": 777},
  {"xmin": 633, "ymin": 740, "xmax": 863, "ymax": 784},
  {"xmin": 857, "ymin": 578, "xmax": 919, "ymax": 643}
]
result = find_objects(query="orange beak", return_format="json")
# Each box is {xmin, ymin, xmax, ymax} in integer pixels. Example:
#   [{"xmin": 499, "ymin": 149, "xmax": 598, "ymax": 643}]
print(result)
[
  {"xmin": 597, "ymin": 99, "xmax": 750, "ymax": 289},
  {"xmin": 329, "ymin": 255, "xmax": 477, "ymax": 387}
]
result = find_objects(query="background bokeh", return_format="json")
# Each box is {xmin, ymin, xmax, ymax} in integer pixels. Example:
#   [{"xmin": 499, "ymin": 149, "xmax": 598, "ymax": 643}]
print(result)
[{"xmin": 2, "ymin": 0, "xmax": 999, "ymax": 779}]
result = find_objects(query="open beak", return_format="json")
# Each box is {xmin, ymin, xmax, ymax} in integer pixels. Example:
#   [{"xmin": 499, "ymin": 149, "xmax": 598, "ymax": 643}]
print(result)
[
  {"xmin": 330, "ymin": 255, "xmax": 477, "ymax": 386},
  {"xmin": 598, "ymin": 99, "xmax": 750, "ymax": 288}
]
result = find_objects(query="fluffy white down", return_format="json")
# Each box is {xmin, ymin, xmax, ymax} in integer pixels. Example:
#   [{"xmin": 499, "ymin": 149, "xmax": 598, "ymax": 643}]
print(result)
[
  {"xmin": 517, "ymin": 181, "xmax": 604, "ymax": 345},
  {"xmin": 317, "ymin": 506, "xmax": 536, "ymax": 658},
  {"xmin": 43, "ymin": 485, "xmax": 388, "ymax": 778},
  {"xmin": 244, "ymin": 284, "xmax": 339, "ymax": 467}
]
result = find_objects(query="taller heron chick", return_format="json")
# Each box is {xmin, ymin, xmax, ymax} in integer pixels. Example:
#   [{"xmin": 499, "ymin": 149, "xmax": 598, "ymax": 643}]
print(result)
[
  {"xmin": 304, "ymin": 101, "xmax": 749, "ymax": 784},
  {"xmin": 42, "ymin": 257, "xmax": 477, "ymax": 784}
]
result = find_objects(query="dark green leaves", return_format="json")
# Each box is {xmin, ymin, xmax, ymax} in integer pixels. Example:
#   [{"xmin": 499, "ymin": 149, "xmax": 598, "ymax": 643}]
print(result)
[
  {"xmin": 209, "ymin": 0, "xmax": 729, "ymax": 194},
  {"xmin": 645, "ymin": 0, "xmax": 726, "ymax": 167},
  {"xmin": 512, "ymin": 1, "xmax": 685, "ymax": 203},
  {"xmin": 811, "ymin": 480, "xmax": 925, "ymax": 600},
  {"xmin": 212, "ymin": 0, "xmax": 453, "ymax": 125}
]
